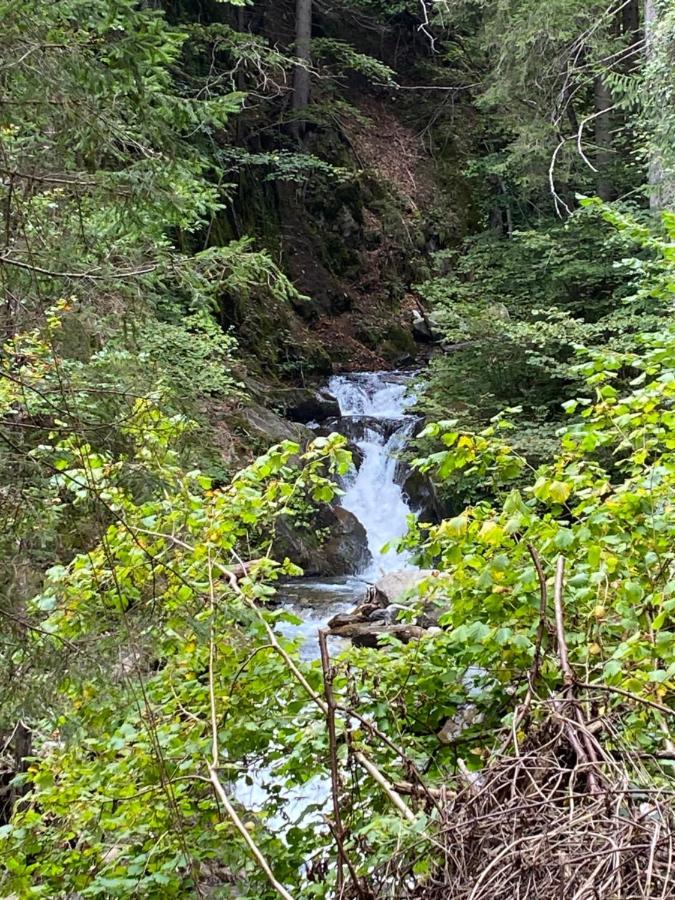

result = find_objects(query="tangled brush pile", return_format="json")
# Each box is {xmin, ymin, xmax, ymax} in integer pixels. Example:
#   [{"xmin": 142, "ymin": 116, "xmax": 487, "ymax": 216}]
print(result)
[{"xmin": 409, "ymin": 707, "xmax": 675, "ymax": 900}]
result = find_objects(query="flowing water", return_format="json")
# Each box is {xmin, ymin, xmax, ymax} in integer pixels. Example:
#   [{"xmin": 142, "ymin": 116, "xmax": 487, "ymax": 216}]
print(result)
[
  {"xmin": 274, "ymin": 371, "xmax": 417, "ymax": 657},
  {"xmin": 236, "ymin": 371, "xmax": 417, "ymax": 825},
  {"xmin": 329, "ymin": 371, "xmax": 416, "ymax": 579}
]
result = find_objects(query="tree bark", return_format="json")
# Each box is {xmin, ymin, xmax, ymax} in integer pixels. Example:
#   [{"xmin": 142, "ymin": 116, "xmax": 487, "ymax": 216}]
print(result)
[
  {"xmin": 645, "ymin": 0, "xmax": 675, "ymax": 210},
  {"xmin": 594, "ymin": 77, "xmax": 615, "ymax": 201},
  {"xmin": 622, "ymin": 0, "xmax": 640, "ymax": 36},
  {"xmin": 292, "ymin": 0, "xmax": 312, "ymax": 140}
]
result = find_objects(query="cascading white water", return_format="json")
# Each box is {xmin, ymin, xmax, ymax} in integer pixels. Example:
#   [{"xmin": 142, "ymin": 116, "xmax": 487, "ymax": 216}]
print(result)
[{"xmin": 328, "ymin": 372, "xmax": 416, "ymax": 578}]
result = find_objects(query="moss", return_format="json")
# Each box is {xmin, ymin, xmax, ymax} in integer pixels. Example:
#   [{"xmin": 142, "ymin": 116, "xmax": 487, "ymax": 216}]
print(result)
[
  {"xmin": 354, "ymin": 321, "xmax": 382, "ymax": 350},
  {"xmin": 384, "ymin": 324, "xmax": 416, "ymax": 355}
]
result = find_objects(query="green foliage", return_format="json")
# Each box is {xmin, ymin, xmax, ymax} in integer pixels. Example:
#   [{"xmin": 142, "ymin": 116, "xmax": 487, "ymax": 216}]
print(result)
[
  {"xmin": 0, "ymin": 314, "xmax": 353, "ymax": 895},
  {"xmin": 416, "ymin": 205, "xmax": 670, "ymax": 468},
  {"xmin": 390, "ymin": 208, "xmax": 675, "ymax": 727},
  {"xmin": 312, "ymin": 38, "xmax": 396, "ymax": 85},
  {"xmin": 0, "ymin": 0, "xmax": 314, "ymax": 614},
  {"xmin": 217, "ymin": 148, "xmax": 352, "ymax": 184},
  {"xmin": 137, "ymin": 312, "xmax": 240, "ymax": 399},
  {"xmin": 2, "ymin": 0, "xmax": 674, "ymax": 895},
  {"xmin": 393, "ymin": 321, "xmax": 675, "ymax": 751},
  {"xmin": 0, "ymin": 3, "xmax": 329, "ymax": 856},
  {"xmin": 297, "ymin": 215, "xmax": 675, "ymax": 889}
]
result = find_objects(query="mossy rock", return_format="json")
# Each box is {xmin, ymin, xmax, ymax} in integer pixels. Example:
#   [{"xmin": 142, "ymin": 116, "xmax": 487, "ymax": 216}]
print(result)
[
  {"xmin": 233, "ymin": 402, "xmax": 314, "ymax": 452},
  {"xmin": 385, "ymin": 324, "xmax": 416, "ymax": 354},
  {"xmin": 354, "ymin": 321, "xmax": 383, "ymax": 350}
]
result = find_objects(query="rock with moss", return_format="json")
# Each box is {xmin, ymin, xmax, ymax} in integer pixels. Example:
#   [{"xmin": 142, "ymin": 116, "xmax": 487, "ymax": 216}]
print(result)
[{"xmin": 268, "ymin": 387, "xmax": 340, "ymax": 424}]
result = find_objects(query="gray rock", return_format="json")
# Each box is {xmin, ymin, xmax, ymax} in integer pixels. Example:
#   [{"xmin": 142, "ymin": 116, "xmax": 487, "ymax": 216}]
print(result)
[
  {"xmin": 366, "ymin": 608, "xmax": 389, "ymax": 622},
  {"xmin": 239, "ymin": 403, "xmax": 314, "ymax": 447},
  {"xmin": 488, "ymin": 302, "xmax": 510, "ymax": 322},
  {"xmin": 272, "ymin": 505, "xmax": 371, "ymax": 577},
  {"xmin": 411, "ymin": 310, "xmax": 442, "ymax": 344},
  {"xmin": 397, "ymin": 466, "xmax": 444, "ymax": 523},
  {"xmin": 370, "ymin": 570, "xmax": 446, "ymax": 628},
  {"xmin": 320, "ymin": 415, "xmax": 402, "ymax": 444},
  {"xmin": 321, "ymin": 506, "xmax": 371, "ymax": 576},
  {"xmin": 367, "ymin": 569, "xmax": 436, "ymax": 606}
]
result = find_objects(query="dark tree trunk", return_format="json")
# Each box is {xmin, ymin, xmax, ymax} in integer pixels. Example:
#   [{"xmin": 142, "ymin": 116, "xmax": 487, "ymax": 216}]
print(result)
[
  {"xmin": 622, "ymin": 0, "xmax": 640, "ymax": 35},
  {"xmin": 292, "ymin": 0, "xmax": 312, "ymax": 140},
  {"xmin": 594, "ymin": 77, "xmax": 615, "ymax": 201},
  {"xmin": 10, "ymin": 723, "xmax": 32, "ymax": 808}
]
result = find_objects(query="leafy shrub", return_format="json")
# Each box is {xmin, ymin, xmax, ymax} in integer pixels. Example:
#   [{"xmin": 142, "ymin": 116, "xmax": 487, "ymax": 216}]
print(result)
[{"xmin": 416, "ymin": 205, "xmax": 669, "ymax": 464}]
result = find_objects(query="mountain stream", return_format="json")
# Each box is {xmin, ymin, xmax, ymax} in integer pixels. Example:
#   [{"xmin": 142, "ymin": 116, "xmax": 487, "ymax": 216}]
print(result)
[{"xmin": 236, "ymin": 371, "xmax": 417, "ymax": 824}]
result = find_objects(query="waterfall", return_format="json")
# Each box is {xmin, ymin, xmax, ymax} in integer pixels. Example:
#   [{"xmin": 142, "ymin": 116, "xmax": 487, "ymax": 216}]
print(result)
[
  {"xmin": 328, "ymin": 372, "xmax": 416, "ymax": 578},
  {"xmin": 236, "ymin": 371, "xmax": 418, "ymax": 826}
]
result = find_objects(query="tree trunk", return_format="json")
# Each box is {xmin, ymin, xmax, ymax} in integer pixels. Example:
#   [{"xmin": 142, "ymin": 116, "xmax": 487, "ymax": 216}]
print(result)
[
  {"xmin": 594, "ymin": 77, "xmax": 614, "ymax": 201},
  {"xmin": 292, "ymin": 0, "xmax": 312, "ymax": 140},
  {"xmin": 645, "ymin": 0, "xmax": 675, "ymax": 209},
  {"xmin": 622, "ymin": 0, "xmax": 640, "ymax": 36},
  {"xmin": 235, "ymin": 5, "xmax": 247, "ymax": 143},
  {"xmin": 644, "ymin": 0, "xmax": 660, "ymax": 207}
]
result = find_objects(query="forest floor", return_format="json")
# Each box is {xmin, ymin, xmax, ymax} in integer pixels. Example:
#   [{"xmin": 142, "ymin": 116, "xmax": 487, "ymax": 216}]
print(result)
[{"xmin": 283, "ymin": 93, "xmax": 438, "ymax": 373}]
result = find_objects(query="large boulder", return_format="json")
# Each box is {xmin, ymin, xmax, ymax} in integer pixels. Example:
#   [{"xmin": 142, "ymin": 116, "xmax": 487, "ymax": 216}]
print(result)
[
  {"xmin": 270, "ymin": 387, "xmax": 341, "ymax": 424},
  {"xmin": 321, "ymin": 506, "xmax": 371, "ymax": 575},
  {"xmin": 397, "ymin": 466, "xmax": 445, "ymax": 523},
  {"xmin": 368, "ymin": 569, "xmax": 436, "ymax": 605},
  {"xmin": 273, "ymin": 505, "xmax": 371, "ymax": 577},
  {"xmin": 411, "ymin": 310, "xmax": 442, "ymax": 344},
  {"xmin": 238, "ymin": 402, "xmax": 314, "ymax": 448},
  {"xmin": 320, "ymin": 415, "xmax": 402, "ymax": 444}
]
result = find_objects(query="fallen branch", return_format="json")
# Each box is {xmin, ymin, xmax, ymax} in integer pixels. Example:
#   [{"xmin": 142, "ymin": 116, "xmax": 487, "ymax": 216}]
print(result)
[
  {"xmin": 553, "ymin": 556, "xmax": 573, "ymax": 687},
  {"xmin": 353, "ymin": 751, "xmax": 417, "ymax": 825},
  {"xmin": 527, "ymin": 544, "xmax": 549, "ymax": 685},
  {"xmin": 578, "ymin": 681, "xmax": 675, "ymax": 718},
  {"xmin": 318, "ymin": 629, "xmax": 346, "ymax": 896},
  {"xmin": 208, "ymin": 766, "xmax": 295, "ymax": 900},
  {"xmin": 0, "ymin": 253, "xmax": 156, "ymax": 280},
  {"xmin": 552, "ymin": 556, "xmax": 602, "ymax": 793}
]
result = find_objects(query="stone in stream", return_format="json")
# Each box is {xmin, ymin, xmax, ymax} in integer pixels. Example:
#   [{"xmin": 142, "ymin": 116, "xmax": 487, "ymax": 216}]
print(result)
[
  {"xmin": 268, "ymin": 386, "xmax": 340, "ymax": 424},
  {"xmin": 329, "ymin": 622, "xmax": 426, "ymax": 649},
  {"xmin": 396, "ymin": 464, "xmax": 445, "ymax": 524},
  {"xmin": 366, "ymin": 569, "xmax": 437, "ymax": 606},
  {"xmin": 318, "ymin": 415, "xmax": 404, "ymax": 444},
  {"xmin": 321, "ymin": 507, "xmax": 372, "ymax": 575},
  {"xmin": 328, "ymin": 569, "xmax": 442, "ymax": 646}
]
